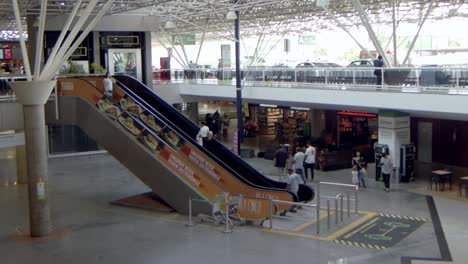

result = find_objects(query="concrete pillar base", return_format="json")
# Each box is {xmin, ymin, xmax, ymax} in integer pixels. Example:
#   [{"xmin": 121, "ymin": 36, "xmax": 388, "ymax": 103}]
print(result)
[
  {"xmin": 9, "ymin": 80, "xmax": 56, "ymax": 237},
  {"xmin": 16, "ymin": 144, "xmax": 28, "ymax": 184}
]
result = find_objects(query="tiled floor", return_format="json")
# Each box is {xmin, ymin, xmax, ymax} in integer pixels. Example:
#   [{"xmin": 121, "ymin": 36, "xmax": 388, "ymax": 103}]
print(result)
[{"xmin": 1, "ymin": 140, "xmax": 465, "ymax": 263}]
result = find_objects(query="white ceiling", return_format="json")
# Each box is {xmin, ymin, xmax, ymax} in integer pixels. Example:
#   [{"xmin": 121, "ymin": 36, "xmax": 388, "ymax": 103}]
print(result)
[{"xmin": 0, "ymin": 0, "xmax": 467, "ymax": 40}]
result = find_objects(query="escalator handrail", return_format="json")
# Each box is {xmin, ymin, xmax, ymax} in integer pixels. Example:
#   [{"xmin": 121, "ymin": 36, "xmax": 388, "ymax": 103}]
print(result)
[
  {"xmin": 116, "ymin": 76, "xmax": 278, "ymax": 187},
  {"xmin": 114, "ymin": 80, "xmax": 286, "ymax": 193},
  {"xmin": 115, "ymin": 75, "xmax": 314, "ymax": 202}
]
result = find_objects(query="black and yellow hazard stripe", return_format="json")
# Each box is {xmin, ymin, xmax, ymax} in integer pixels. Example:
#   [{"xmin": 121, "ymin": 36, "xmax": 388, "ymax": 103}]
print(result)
[
  {"xmin": 333, "ymin": 239, "xmax": 387, "ymax": 250},
  {"xmin": 378, "ymin": 213, "xmax": 428, "ymax": 222}
]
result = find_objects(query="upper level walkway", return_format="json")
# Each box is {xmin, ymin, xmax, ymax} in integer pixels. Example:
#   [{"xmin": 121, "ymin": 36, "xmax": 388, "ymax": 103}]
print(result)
[{"xmin": 154, "ymin": 66, "xmax": 468, "ymax": 120}]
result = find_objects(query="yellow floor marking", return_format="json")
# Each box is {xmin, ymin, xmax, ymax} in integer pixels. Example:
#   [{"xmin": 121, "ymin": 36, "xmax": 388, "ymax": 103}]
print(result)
[
  {"xmin": 344, "ymin": 217, "xmax": 379, "ymax": 239},
  {"xmin": 291, "ymin": 212, "xmax": 335, "ymax": 232},
  {"xmin": 360, "ymin": 223, "xmax": 377, "ymax": 234},
  {"xmin": 263, "ymin": 211, "xmax": 378, "ymax": 241},
  {"xmin": 323, "ymin": 211, "xmax": 377, "ymax": 241},
  {"xmin": 262, "ymin": 229, "xmax": 330, "ymax": 241}
]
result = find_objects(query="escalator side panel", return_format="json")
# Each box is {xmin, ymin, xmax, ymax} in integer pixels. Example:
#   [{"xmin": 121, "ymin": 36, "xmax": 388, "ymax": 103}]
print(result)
[
  {"xmin": 46, "ymin": 97, "xmax": 211, "ymax": 215},
  {"xmin": 115, "ymin": 76, "xmax": 314, "ymax": 202}
]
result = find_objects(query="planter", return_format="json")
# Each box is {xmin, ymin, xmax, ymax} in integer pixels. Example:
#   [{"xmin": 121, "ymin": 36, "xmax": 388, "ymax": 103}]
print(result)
[{"xmin": 8, "ymin": 80, "xmax": 56, "ymax": 105}]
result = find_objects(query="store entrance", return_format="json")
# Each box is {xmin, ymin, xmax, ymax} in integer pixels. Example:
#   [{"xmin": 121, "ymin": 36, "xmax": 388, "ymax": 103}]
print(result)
[{"xmin": 108, "ymin": 48, "xmax": 142, "ymax": 81}]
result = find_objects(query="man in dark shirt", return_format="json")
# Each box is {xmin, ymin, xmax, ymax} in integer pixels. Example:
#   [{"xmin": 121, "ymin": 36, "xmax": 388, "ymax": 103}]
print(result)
[
  {"xmin": 274, "ymin": 146, "xmax": 289, "ymax": 182},
  {"xmin": 373, "ymin": 55, "xmax": 384, "ymax": 85}
]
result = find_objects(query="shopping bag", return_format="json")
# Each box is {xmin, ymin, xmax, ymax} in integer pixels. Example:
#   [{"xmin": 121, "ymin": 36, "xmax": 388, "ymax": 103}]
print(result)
[{"xmin": 352, "ymin": 172, "xmax": 359, "ymax": 185}]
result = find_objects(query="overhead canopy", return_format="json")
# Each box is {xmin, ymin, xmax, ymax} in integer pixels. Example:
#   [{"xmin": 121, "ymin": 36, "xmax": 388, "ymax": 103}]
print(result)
[{"xmin": 0, "ymin": 0, "xmax": 467, "ymax": 40}]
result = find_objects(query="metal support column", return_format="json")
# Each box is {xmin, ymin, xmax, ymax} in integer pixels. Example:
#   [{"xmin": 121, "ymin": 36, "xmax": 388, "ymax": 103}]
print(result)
[
  {"xmin": 392, "ymin": 0, "xmax": 398, "ymax": 66},
  {"xmin": 402, "ymin": 0, "xmax": 434, "ymax": 65},
  {"xmin": 352, "ymin": 0, "xmax": 392, "ymax": 66},
  {"xmin": 235, "ymin": 9, "xmax": 243, "ymax": 154}
]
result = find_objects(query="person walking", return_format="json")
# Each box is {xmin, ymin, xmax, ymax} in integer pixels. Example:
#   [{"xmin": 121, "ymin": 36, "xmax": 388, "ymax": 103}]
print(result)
[
  {"xmin": 222, "ymin": 114, "xmax": 229, "ymax": 137},
  {"xmin": 352, "ymin": 151, "xmax": 366, "ymax": 188},
  {"xmin": 304, "ymin": 142, "xmax": 316, "ymax": 182},
  {"xmin": 373, "ymin": 55, "xmax": 384, "ymax": 86},
  {"xmin": 380, "ymin": 153, "xmax": 393, "ymax": 192},
  {"xmin": 103, "ymin": 71, "xmax": 115, "ymax": 98},
  {"xmin": 286, "ymin": 168, "xmax": 301, "ymax": 212},
  {"xmin": 293, "ymin": 147, "xmax": 306, "ymax": 183},
  {"xmin": 196, "ymin": 121, "xmax": 209, "ymax": 146},
  {"xmin": 274, "ymin": 146, "xmax": 289, "ymax": 181}
]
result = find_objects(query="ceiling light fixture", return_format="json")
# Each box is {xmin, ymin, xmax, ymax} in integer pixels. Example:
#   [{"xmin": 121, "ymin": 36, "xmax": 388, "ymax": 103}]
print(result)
[
  {"xmin": 164, "ymin": 21, "xmax": 176, "ymax": 29},
  {"xmin": 226, "ymin": 10, "xmax": 237, "ymax": 20}
]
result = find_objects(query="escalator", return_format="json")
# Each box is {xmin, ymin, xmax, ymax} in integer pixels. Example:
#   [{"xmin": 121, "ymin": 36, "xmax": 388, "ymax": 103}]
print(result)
[
  {"xmin": 114, "ymin": 75, "xmax": 314, "ymax": 202},
  {"xmin": 46, "ymin": 77, "xmax": 302, "ymax": 220}
]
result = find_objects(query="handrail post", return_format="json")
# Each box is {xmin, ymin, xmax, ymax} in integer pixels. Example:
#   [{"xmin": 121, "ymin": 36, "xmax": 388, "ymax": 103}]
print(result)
[
  {"xmin": 352, "ymin": 70, "xmax": 356, "ymax": 85},
  {"xmin": 269, "ymin": 198, "xmax": 273, "ymax": 230},
  {"xmin": 381, "ymin": 67, "xmax": 385, "ymax": 89},
  {"xmin": 346, "ymin": 191, "xmax": 350, "ymax": 218},
  {"xmin": 327, "ymin": 199, "xmax": 330, "ymax": 230},
  {"xmin": 316, "ymin": 182, "xmax": 320, "ymax": 234},
  {"xmin": 355, "ymin": 187, "xmax": 358, "ymax": 215},
  {"xmin": 340, "ymin": 194, "xmax": 344, "ymax": 223},
  {"xmin": 222, "ymin": 192, "xmax": 232, "ymax": 233},
  {"xmin": 335, "ymin": 198, "xmax": 338, "ymax": 225},
  {"xmin": 186, "ymin": 196, "xmax": 195, "ymax": 227}
]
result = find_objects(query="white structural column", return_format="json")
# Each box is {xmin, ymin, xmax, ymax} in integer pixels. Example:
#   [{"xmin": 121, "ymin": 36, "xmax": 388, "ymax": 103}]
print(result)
[
  {"xmin": 15, "ymin": 130, "xmax": 28, "ymax": 184},
  {"xmin": 351, "ymin": 0, "xmax": 392, "ymax": 66},
  {"xmin": 378, "ymin": 110, "xmax": 410, "ymax": 169},
  {"xmin": 144, "ymin": 32, "xmax": 153, "ymax": 87},
  {"xmin": 10, "ymin": 0, "xmax": 115, "ymax": 238},
  {"xmin": 9, "ymin": 81, "xmax": 56, "ymax": 237}
]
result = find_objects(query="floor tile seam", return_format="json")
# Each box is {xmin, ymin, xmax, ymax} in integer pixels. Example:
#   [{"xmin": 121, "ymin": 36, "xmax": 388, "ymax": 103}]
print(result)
[{"xmin": 400, "ymin": 195, "xmax": 452, "ymax": 264}]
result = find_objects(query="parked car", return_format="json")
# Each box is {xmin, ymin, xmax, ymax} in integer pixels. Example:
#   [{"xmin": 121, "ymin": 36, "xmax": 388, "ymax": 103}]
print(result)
[
  {"xmin": 347, "ymin": 59, "xmax": 374, "ymax": 67},
  {"xmin": 296, "ymin": 62, "xmax": 342, "ymax": 68},
  {"xmin": 202, "ymin": 65, "xmax": 216, "ymax": 78}
]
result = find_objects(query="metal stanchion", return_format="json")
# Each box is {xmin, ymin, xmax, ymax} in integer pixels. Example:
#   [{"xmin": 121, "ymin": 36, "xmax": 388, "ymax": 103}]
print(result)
[
  {"xmin": 222, "ymin": 193, "xmax": 232, "ymax": 233},
  {"xmin": 335, "ymin": 198, "xmax": 338, "ymax": 225},
  {"xmin": 316, "ymin": 182, "xmax": 320, "ymax": 234},
  {"xmin": 347, "ymin": 191, "xmax": 350, "ymax": 218},
  {"xmin": 340, "ymin": 195, "xmax": 344, "ymax": 223},
  {"xmin": 269, "ymin": 198, "xmax": 273, "ymax": 230},
  {"xmin": 355, "ymin": 188, "xmax": 358, "ymax": 215},
  {"xmin": 186, "ymin": 196, "xmax": 195, "ymax": 227},
  {"xmin": 327, "ymin": 200, "xmax": 330, "ymax": 230}
]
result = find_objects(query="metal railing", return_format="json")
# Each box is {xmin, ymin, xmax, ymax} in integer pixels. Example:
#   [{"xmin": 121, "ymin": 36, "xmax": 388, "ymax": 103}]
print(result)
[
  {"xmin": 317, "ymin": 181, "xmax": 359, "ymax": 233},
  {"xmin": 186, "ymin": 182, "xmax": 358, "ymax": 235},
  {"xmin": 269, "ymin": 199, "xmax": 319, "ymax": 233},
  {"xmin": 154, "ymin": 65, "xmax": 468, "ymax": 95},
  {"xmin": 186, "ymin": 193, "xmax": 239, "ymax": 233}
]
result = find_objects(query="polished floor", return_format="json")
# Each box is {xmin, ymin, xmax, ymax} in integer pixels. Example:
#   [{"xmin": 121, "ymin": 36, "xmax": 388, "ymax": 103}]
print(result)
[{"xmin": 1, "ymin": 142, "xmax": 467, "ymax": 264}]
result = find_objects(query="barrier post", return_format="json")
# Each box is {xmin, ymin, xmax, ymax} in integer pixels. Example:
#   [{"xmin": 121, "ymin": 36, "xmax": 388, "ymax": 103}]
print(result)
[
  {"xmin": 269, "ymin": 198, "xmax": 273, "ymax": 230},
  {"xmin": 355, "ymin": 188, "xmax": 358, "ymax": 215},
  {"xmin": 186, "ymin": 196, "xmax": 195, "ymax": 227},
  {"xmin": 327, "ymin": 200, "xmax": 330, "ymax": 230},
  {"xmin": 335, "ymin": 198, "xmax": 338, "ymax": 225},
  {"xmin": 340, "ymin": 195, "xmax": 344, "ymax": 223},
  {"xmin": 222, "ymin": 192, "xmax": 232, "ymax": 233},
  {"xmin": 316, "ymin": 182, "xmax": 320, "ymax": 234},
  {"xmin": 347, "ymin": 191, "xmax": 350, "ymax": 218}
]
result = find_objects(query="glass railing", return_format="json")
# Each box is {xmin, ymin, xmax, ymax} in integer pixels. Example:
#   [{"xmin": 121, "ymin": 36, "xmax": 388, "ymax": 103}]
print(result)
[{"xmin": 153, "ymin": 65, "xmax": 468, "ymax": 94}]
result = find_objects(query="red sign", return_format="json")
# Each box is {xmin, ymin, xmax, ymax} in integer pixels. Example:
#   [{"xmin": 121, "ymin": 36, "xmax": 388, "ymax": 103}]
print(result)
[
  {"xmin": 3, "ymin": 49, "xmax": 11, "ymax": 60},
  {"xmin": 337, "ymin": 111, "xmax": 377, "ymax": 118}
]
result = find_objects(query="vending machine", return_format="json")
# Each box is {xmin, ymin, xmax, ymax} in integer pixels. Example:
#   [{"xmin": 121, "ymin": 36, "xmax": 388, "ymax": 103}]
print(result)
[
  {"xmin": 400, "ymin": 143, "xmax": 416, "ymax": 182},
  {"xmin": 374, "ymin": 144, "xmax": 389, "ymax": 181}
]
